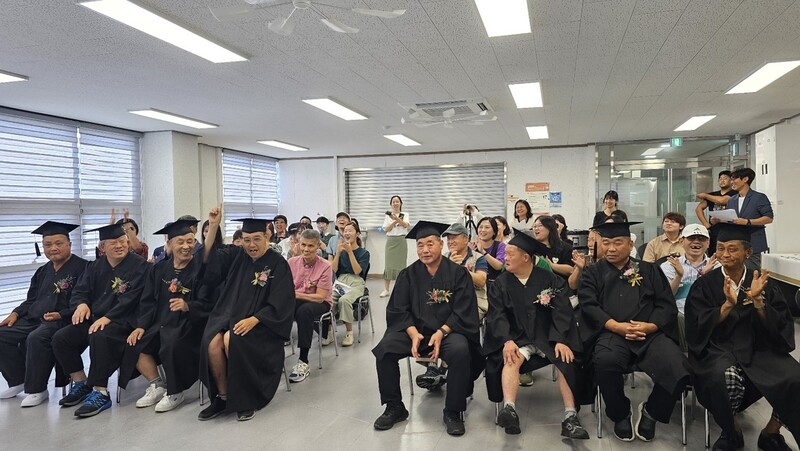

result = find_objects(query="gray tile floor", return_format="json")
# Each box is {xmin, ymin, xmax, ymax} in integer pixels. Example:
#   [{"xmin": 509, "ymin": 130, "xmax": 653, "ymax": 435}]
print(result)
[{"xmin": 1, "ymin": 279, "xmax": 798, "ymax": 450}]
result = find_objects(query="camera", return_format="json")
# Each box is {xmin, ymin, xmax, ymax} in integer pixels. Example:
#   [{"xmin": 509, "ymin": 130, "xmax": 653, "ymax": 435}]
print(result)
[
  {"xmin": 669, "ymin": 252, "xmax": 681, "ymax": 258},
  {"xmin": 385, "ymin": 210, "xmax": 392, "ymax": 216}
]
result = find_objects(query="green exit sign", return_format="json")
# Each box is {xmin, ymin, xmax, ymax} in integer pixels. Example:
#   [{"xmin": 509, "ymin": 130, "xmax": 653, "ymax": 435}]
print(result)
[{"xmin": 671, "ymin": 137, "xmax": 683, "ymax": 147}]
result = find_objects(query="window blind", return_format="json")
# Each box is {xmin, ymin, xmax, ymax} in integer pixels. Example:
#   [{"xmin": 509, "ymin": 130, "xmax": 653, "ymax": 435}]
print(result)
[
  {"xmin": 345, "ymin": 163, "xmax": 506, "ymax": 228},
  {"xmin": 221, "ymin": 150, "xmax": 279, "ymax": 238}
]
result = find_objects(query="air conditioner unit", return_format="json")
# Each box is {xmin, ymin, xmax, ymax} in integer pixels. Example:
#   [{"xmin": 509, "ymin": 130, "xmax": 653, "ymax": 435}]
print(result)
[{"xmin": 399, "ymin": 98, "xmax": 492, "ymax": 119}]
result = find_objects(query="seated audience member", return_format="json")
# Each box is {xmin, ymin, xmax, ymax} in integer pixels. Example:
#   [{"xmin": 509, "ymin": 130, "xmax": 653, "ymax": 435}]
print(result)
[
  {"xmin": 287, "ymin": 229, "xmax": 332, "ymax": 383},
  {"xmin": 512, "ymin": 199, "xmax": 535, "ymax": 233},
  {"xmin": 471, "ymin": 217, "xmax": 506, "ymax": 286},
  {"xmin": 119, "ymin": 219, "xmax": 212, "ymax": 413},
  {"xmin": 579, "ymin": 221, "xmax": 689, "ymax": 442},
  {"xmin": 315, "ymin": 216, "xmax": 334, "ymax": 258},
  {"xmin": 329, "ymin": 221, "xmax": 369, "ymax": 347},
  {"xmin": 552, "ymin": 214, "xmax": 570, "ymax": 243},
  {"xmin": 232, "ymin": 229, "xmax": 243, "ymax": 247},
  {"xmin": 197, "ymin": 210, "xmax": 295, "ymax": 422},
  {"xmin": 325, "ymin": 211, "xmax": 351, "ymax": 257},
  {"xmin": 593, "ymin": 190, "xmax": 619, "ymax": 227},
  {"xmin": 271, "ymin": 214, "xmax": 288, "ymax": 244},
  {"xmin": 605, "ymin": 210, "xmax": 639, "ymax": 259},
  {"xmin": 686, "ymin": 224, "xmax": 800, "ymax": 451},
  {"xmin": 720, "ymin": 168, "xmax": 773, "ymax": 269},
  {"xmin": 642, "ymin": 212, "xmax": 686, "ymax": 262},
  {"xmin": 372, "ymin": 221, "xmax": 483, "ymax": 436},
  {"xmin": 52, "ymin": 223, "xmax": 149, "ymax": 418},
  {"xmin": 114, "ymin": 208, "xmax": 149, "ymax": 260},
  {"xmin": 151, "ymin": 222, "xmax": 171, "ymax": 264},
  {"xmin": 494, "ymin": 216, "xmax": 512, "ymax": 243},
  {"xmin": 485, "ymin": 231, "xmax": 591, "ymax": 439},
  {"xmin": 532, "ymin": 216, "xmax": 574, "ymax": 280},
  {"xmin": 0, "ymin": 222, "xmax": 88, "ymax": 407},
  {"xmin": 278, "ymin": 222, "xmax": 302, "ymax": 259},
  {"xmin": 174, "ymin": 214, "xmax": 202, "ymax": 255},
  {"xmin": 299, "ymin": 216, "xmax": 312, "ymax": 226},
  {"xmin": 695, "ymin": 170, "xmax": 733, "ymax": 255},
  {"xmin": 658, "ymin": 224, "xmax": 718, "ymax": 351}
]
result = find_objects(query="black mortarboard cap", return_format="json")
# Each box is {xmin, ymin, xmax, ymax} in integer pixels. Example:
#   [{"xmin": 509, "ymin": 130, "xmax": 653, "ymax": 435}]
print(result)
[
  {"xmin": 507, "ymin": 230, "xmax": 550, "ymax": 256},
  {"xmin": 153, "ymin": 219, "xmax": 199, "ymax": 239},
  {"xmin": 88, "ymin": 223, "xmax": 126, "ymax": 241},
  {"xmin": 405, "ymin": 220, "xmax": 449, "ymax": 240},
  {"xmin": 32, "ymin": 221, "xmax": 79, "ymax": 238},
  {"xmin": 715, "ymin": 223, "xmax": 754, "ymax": 243},
  {"xmin": 234, "ymin": 218, "xmax": 273, "ymax": 234},
  {"xmin": 592, "ymin": 221, "xmax": 642, "ymax": 238}
]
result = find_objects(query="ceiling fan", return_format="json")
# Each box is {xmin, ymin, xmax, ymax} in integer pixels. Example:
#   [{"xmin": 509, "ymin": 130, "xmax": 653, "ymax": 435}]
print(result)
[
  {"xmin": 401, "ymin": 109, "xmax": 498, "ymax": 128},
  {"xmin": 210, "ymin": 0, "xmax": 406, "ymax": 36}
]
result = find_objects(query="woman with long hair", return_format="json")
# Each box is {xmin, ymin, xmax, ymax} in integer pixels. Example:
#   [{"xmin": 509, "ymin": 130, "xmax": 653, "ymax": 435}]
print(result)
[
  {"xmin": 381, "ymin": 195, "xmax": 409, "ymax": 297},
  {"xmin": 551, "ymin": 214, "xmax": 569, "ymax": 242},
  {"xmin": 592, "ymin": 190, "xmax": 619, "ymax": 227},
  {"xmin": 330, "ymin": 221, "xmax": 370, "ymax": 347},
  {"xmin": 532, "ymin": 216, "xmax": 574, "ymax": 279},
  {"xmin": 512, "ymin": 199, "xmax": 535, "ymax": 232},
  {"xmin": 471, "ymin": 217, "xmax": 506, "ymax": 285},
  {"xmin": 494, "ymin": 216, "xmax": 512, "ymax": 243}
]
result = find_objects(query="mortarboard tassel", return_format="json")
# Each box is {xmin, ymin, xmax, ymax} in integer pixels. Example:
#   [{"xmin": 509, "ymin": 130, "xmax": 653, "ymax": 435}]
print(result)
[{"xmin": 35, "ymin": 242, "xmax": 42, "ymax": 257}]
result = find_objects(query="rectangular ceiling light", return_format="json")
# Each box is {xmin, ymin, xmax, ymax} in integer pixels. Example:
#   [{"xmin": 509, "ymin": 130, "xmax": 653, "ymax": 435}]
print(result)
[
  {"xmin": 258, "ymin": 140, "xmax": 308, "ymax": 151},
  {"xmin": 508, "ymin": 82, "xmax": 543, "ymax": 108},
  {"xmin": 475, "ymin": 0, "xmax": 531, "ymax": 37},
  {"xmin": 526, "ymin": 125, "xmax": 549, "ymax": 140},
  {"xmin": 384, "ymin": 134, "xmax": 420, "ymax": 146},
  {"xmin": 80, "ymin": 0, "xmax": 247, "ymax": 63},
  {"xmin": 0, "ymin": 70, "xmax": 28, "ymax": 83},
  {"xmin": 644, "ymin": 155, "xmax": 657, "ymax": 159},
  {"xmin": 129, "ymin": 108, "xmax": 217, "ymax": 129},
  {"xmin": 302, "ymin": 98, "xmax": 367, "ymax": 121},
  {"xmin": 674, "ymin": 115, "xmax": 716, "ymax": 131},
  {"xmin": 641, "ymin": 147, "xmax": 662, "ymax": 156},
  {"xmin": 726, "ymin": 61, "xmax": 800, "ymax": 94}
]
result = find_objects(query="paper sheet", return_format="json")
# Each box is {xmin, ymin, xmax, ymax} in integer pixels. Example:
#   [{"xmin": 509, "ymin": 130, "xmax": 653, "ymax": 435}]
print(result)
[{"xmin": 708, "ymin": 209, "xmax": 739, "ymax": 222}]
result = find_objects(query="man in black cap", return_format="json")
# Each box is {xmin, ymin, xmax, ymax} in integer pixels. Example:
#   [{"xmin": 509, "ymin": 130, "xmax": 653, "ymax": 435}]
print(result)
[
  {"xmin": 686, "ymin": 223, "xmax": 800, "ymax": 451},
  {"xmin": 315, "ymin": 216, "xmax": 334, "ymax": 257},
  {"xmin": 579, "ymin": 221, "xmax": 689, "ymax": 442},
  {"xmin": 484, "ymin": 230, "xmax": 591, "ymax": 439},
  {"xmin": 0, "ymin": 222, "xmax": 88, "ymax": 407},
  {"xmin": 118, "ymin": 219, "xmax": 213, "ymax": 413},
  {"xmin": 372, "ymin": 220, "xmax": 482, "ymax": 436},
  {"xmin": 325, "ymin": 211, "xmax": 351, "ymax": 258},
  {"xmin": 197, "ymin": 206, "xmax": 295, "ymax": 422},
  {"xmin": 52, "ymin": 222, "xmax": 149, "ymax": 417}
]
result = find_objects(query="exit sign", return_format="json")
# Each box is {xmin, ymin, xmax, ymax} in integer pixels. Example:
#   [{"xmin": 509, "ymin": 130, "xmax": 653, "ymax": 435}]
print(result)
[{"xmin": 671, "ymin": 137, "xmax": 683, "ymax": 147}]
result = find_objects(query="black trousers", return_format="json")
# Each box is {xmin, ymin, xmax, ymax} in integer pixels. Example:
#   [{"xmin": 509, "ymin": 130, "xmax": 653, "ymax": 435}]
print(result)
[
  {"xmin": 0, "ymin": 317, "xmax": 39, "ymax": 388},
  {"xmin": 86, "ymin": 323, "xmax": 133, "ymax": 387},
  {"xmin": 52, "ymin": 322, "xmax": 90, "ymax": 376},
  {"xmin": 376, "ymin": 331, "xmax": 474, "ymax": 412},
  {"xmin": 294, "ymin": 301, "xmax": 330, "ymax": 349},
  {"xmin": 0, "ymin": 318, "xmax": 65, "ymax": 392},
  {"xmin": 593, "ymin": 334, "xmax": 686, "ymax": 423}
]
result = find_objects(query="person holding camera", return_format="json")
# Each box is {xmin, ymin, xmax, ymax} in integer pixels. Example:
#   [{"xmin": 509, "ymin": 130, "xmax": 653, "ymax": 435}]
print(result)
[{"xmin": 382, "ymin": 196, "xmax": 409, "ymax": 298}]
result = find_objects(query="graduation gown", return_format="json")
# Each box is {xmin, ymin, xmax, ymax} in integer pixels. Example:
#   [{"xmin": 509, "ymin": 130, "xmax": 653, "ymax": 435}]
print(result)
[
  {"xmin": 483, "ymin": 267, "xmax": 593, "ymax": 405},
  {"xmin": 578, "ymin": 258, "xmax": 688, "ymax": 393},
  {"xmin": 118, "ymin": 256, "xmax": 212, "ymax": 392},
  {"xmin": 199, "ymin": 246, "xmax": 295, "ymax": 412},
  {"xmin": 13, "ymin": 255, "xmax": 89, "ymax": 323},
  {"xmin": 685, "ymin": 268, "xmax": 800, "ymax": 442}
]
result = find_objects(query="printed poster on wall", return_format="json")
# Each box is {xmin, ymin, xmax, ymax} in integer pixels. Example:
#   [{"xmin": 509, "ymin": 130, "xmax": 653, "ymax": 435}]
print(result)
[
  {"xmin": 549, "ymin": 191, "xmax": 562, "ymax": 208},
  {"xmin": 525, "ymin": 182, "xmax": 550, "ymax": 215}
]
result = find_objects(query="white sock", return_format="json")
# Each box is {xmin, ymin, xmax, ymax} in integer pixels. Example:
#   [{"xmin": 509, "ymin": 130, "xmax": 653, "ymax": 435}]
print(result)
[
  {"xmin": 564, "ymin": 408, "xmax": 577, "ymax": 420},
  {"xmin": 96, "ymin": 387, "xmax": 109, "ymax": 396},
  {"xmin": 504, "ymin": 401, "xmax": 515, "ymax": 409}
]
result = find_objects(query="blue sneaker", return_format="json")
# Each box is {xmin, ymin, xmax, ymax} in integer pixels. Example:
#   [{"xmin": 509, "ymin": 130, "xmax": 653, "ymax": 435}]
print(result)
[
  {"xmin": 74, "ymin": 390, "xmax": 112, "ymax": 418},
  {"xmin": 59, "ymin": 381, "xmax": 92, "ymax": 407}
]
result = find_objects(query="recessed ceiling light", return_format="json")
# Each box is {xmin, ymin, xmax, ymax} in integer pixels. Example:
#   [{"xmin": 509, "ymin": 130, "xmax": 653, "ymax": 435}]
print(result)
[
  {"xmin": 258, "ymin": 140, "xmax": 308, "ymax": 151},
  {"xmin": 129, "ymin": 108, "xmax": 217, "ymax": 129},
  {"xmin": 80, "ymin": 0, "xmax": 247, "ymax": 63},
  {"xmin": 526, "ymin": 125, "xmax": 549, "ymax": 140},
  {"xmin": 302, "ymin": 98, "xmax": 367, "ymax": 121},
  {"xmin": 641, "ymin": 147, "xmax": 662, "ymax": 156},
  {"xmin": 474, "ymin": 0, "xmax": 531, "ymax": 37},
  {"xmin": 508, "ymin": 82, "xmax": 543, "ymax": 108},
  {"xmin": 0, "ymin": 70, "xmax": 28, "ymax": 83},
  {"xmin": 674, "ymin": 115, "xmax": 716, "ymax": 132},
  {"xmin": 644, "ymin": 155, "xmax": 657, "ymax": 159},
  {"xmin": 659, "ymin": 143, "xmax": 670, "ymax": 148},
  {"xmin": 384, "ymin": 134, "xmax": 420, "ymax": 146},
  {"xmin": 726, "ymin": 61, "xmax": 800, "ymax": 94}
]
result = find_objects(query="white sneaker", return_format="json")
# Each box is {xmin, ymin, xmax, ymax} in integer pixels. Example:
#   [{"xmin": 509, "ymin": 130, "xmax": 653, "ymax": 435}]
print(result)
[
  {"xmin": 379, "ymin": 290, "xmax": 390, "ymax": 298},
  {"xmin": 154, "ymin": 392, "xmax": 184, "ymax": 412},
  {"xmin": 135, "ymin": 384, "xmax": 166, "ymax": 408},
  {"xmin": 321, "ymin": 328, "xmax": 334, "ymax": 346},
  {"xmin": 20, "ymin": 391, "xmax": 48, "ymax": 407},
  {"xmin": 288, "ymin": 362, "xmax": 310, "ymax": 383},
  {"xmin": 0, "ymin": 384, "xmax": 24, "ymax": 399},
  {"xmin": 342, "ymin": 332, "xmax": 354, "ymax": 347}
]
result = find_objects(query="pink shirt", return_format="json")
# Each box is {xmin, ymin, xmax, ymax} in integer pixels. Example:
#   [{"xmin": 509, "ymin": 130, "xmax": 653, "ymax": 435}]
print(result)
[{"xmin": 288, "ymin": 255, "xmax": 333, "ymax": 305}]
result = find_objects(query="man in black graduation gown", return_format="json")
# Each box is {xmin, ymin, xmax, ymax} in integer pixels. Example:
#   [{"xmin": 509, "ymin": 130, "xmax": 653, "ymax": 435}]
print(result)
[
  {"xmin": 484, "ymin": 231, "xmax": 591, "ymax": 439},
  {"xmin": 579, "ymin": 221, "xmax": 689, "ymax": 442},
  {"xmin": 686, "ymin": 224, "xmax": 800, "ymax": 451},
  {"xmin": 372, "ymin": 221, "xmax": 483, "ymax": 436},
  {"xmin": 52, "ymin": 223, "xmax": 149, "ymax": 417},
  {"xmin": 119, "ymin": 219, "xmax": 212, "ymax": 412},
  {"xmin": 197, "ymin": 208, "xmax": 295, "ymax": 422},
  {"xmin": 0, "ymin": 222, "xmax": 88, "ymax": 407}
]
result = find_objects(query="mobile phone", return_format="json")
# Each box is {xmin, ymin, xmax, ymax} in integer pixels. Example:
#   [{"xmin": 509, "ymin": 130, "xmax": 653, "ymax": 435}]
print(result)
[
  {"xmin": 385, "ymin": 211, "xmax": 393, "ymax": 216},
  {"xmin": 669, "ymin": 252, "xmax": 681, "ymax": 258}
]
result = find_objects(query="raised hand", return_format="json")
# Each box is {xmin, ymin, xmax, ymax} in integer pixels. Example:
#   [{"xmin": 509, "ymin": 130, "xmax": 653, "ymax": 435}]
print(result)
[
  {"xmin": 571, "ymin": 250, "xmax": 586, "ymax": 270},
  {"xmin": 208, "ymin": 204, "xmax": 222, "ymax": 226},
  {"xmin": 748, "ymin": 270, "xmax": 770, "ymax": 300},
  {"xmin": 723, "ymin": 275, "xmax": 738, "ymax": 306}
]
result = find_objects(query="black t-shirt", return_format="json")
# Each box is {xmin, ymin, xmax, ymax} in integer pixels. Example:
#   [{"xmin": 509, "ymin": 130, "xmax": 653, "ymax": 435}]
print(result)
[{"xmin": 705, "ymin": 189, "xmax": 733, "ymax": 212}]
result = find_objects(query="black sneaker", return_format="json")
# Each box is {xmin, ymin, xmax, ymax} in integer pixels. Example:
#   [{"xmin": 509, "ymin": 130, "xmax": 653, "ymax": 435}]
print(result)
[
  {"xmin": 198, "ymin": 396, "xmax": 227, "ymax": 421},
  {"xmin": 561, "ymin": 413, "xmax": 589, "ymax": 439},
  {"xmin": 443, "ymin": 409, "xmax": 465, "ymax": 436},
  {"xmin": 497, "ymin": 404, "xmax": 521, "ymax": 435},
  {"xmin": 374, "ymin": 402, "xmax": 409, "ymax": 430},
  {"xmin": 59, "ymin": 381, "xmax": 92, "ymax": 407},
  {"xmin": 635, "ymin": 402, "xmax": 657, "ymax": 441},
  {"xmin": 712, "ymin": 429, "xmax": 744, "ymax": 451},
  {"xmin": 237, "ymin": 409, "xmax": 255, "ymax": 421},
  {"xmin": 757, "ymin": 431, "xmax": 791, "ymax": 451},
  {"xmin": 74, "ymin": 390, "xmax": 112, "ymax": 418},
  {"xmin": 613, "ymin": 411, "xmax": 635, "ymax": 442},
  {"xmin": 416, "ymin": 365, "xmax": 446, "ymax": 390}
]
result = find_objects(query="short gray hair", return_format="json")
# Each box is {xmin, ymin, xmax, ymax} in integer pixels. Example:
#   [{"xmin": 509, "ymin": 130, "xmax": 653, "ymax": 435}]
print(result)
[{"xmin": 300, "ymin": 229, "xmax": 321, "ymax": 241}]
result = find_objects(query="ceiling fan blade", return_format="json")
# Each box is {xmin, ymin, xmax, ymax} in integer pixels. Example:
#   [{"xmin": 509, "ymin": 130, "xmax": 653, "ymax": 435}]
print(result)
[
  {"xmin": 351, "ymin": 8, "xmax": 406, "ymax": 19},
  {"xmin": 408, "ymin": 111, "xmax": 421, "ymax": 120},
  {"xmin": 268, "ymin": 16, "xmax": 296, "ymax": 35},
  {"xmin": 320, "ymin": 17, "xmax": 359, "ymax": 33},
  {"xmin": 244, "ymin": 0, "xmax": 287, "ymax": 5},
  {"xmin": 208, "ymin": 5, "xmax": 255, "ymax": 22},
  {"xmin": 442, "ymin": 108, "xmax": 456, "ymax": 118}
]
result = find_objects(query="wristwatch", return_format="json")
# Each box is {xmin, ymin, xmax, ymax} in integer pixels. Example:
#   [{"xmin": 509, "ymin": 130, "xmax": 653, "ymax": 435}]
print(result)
[{"xmin": 438, "ymin": 327, "xmax": 449, "ymax": 337}]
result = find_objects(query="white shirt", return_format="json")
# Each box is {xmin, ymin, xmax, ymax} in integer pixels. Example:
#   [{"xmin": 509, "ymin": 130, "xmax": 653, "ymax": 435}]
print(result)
[
  {"xmin": 738, "ymin": 195, "xmax": 745, "ymax": 212},
  {"xmin": 512, "ymin": 216, "xmax": 535, "ymax": 232},
  {"xmin": 382, "ymin": 212, "xmax": 409, "ymax": 237}
]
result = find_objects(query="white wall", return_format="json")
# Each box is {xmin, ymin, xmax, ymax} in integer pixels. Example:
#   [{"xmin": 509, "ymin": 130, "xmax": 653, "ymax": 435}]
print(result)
[{"xmin": 278, "ymin": 158, "xmax": 338, "ymax": 224}]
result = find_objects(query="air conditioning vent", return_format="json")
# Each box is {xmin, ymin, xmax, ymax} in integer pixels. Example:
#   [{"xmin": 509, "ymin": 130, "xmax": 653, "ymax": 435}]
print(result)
[{"xmin": 400, "ymin": 98, "xmax": 492, "ymax": 119}]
